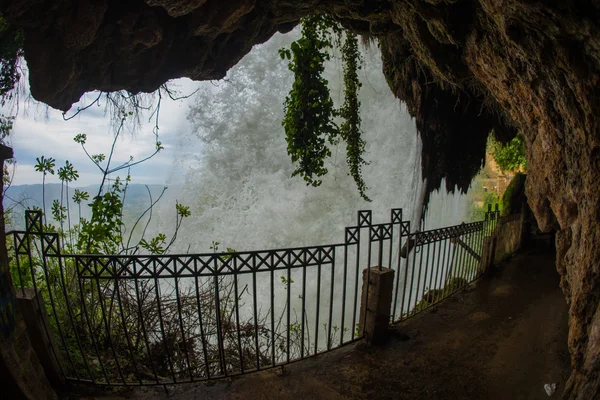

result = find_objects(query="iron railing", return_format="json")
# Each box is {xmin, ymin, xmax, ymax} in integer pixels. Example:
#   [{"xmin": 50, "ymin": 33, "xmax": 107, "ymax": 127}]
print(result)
[{"xmin": 8, "ymin": 207, "xmax": 501, "ymax": 386}]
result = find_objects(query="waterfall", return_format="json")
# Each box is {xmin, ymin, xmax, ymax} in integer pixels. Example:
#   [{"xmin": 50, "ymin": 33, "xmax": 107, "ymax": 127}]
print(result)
[
  {"xmin": 164, "ymin": 29, "xmax": 468, "ymax": 253},
  {"xmin": 159, "ymin": 30, "xmax": 471, "ymax": 351}
]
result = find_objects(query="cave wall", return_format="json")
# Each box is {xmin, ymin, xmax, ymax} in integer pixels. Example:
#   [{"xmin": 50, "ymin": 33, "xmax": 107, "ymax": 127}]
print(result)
[
  {"xmin": 2, "ymin": 0, "xmax": 599, "ymax": 398},
  {"xmin": 380, "ymin": 3, "xmax": 600, "ymax": 397}
]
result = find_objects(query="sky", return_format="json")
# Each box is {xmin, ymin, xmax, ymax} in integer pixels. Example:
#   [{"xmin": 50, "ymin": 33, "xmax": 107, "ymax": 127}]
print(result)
[{"xmin": 2, "ymin": 72, "xmax": 201, "ymax": 187}]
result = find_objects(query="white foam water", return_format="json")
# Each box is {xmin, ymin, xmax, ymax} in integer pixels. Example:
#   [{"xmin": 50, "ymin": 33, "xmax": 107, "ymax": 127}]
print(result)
[
  {"xmin": 157, "ymin": 29, "xmax": 470, "ymax": 355},
  {"xmin": 163, "ymin": 30, "xmax": 467, "ymax": 253}
]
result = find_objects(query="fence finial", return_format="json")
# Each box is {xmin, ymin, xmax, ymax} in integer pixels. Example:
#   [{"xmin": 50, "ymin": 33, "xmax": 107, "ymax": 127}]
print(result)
[{"xmin": 358, "ymin": 210, "xmax": 372, "ymax": 227}]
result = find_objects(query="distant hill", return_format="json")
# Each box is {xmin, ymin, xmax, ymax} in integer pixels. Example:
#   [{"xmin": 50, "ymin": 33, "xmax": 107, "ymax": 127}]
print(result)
[{"xmin": 4, "ymin": 183, "xmax": 180, "ymax": 230}]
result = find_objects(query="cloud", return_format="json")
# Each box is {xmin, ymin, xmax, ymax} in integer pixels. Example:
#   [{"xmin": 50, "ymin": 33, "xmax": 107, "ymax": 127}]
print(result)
[{"xmin": 3, "ymin": 72, "xmax": 201, "ymax": 187}]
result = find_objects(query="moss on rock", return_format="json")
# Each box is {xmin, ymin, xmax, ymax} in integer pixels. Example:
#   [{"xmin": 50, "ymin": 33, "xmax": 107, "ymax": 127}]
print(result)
[{"xmin": 501, "ymin": 173, "xmax": 526, "ymax": 217}]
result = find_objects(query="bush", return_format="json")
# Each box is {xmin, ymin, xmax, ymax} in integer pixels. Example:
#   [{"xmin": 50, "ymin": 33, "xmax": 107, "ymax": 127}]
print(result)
[{"xmin": 489, "ymin": 133, "xmax": 527, "ymax": 172}]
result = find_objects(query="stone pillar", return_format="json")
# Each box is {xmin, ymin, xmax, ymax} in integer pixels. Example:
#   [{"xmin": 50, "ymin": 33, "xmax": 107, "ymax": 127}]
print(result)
[
  {"xmin": 480, "ymin": 236, "xmax": 497, "ymax": 275},
  {"xmin": 16, "ymin": 289, "xmax": 65, "ymax": 386},
  {"xmin": 519, "ymin": 203, "xmax": 528, "ymax": 249},
  {"xmin": 358, "ymin": 266, "xmax": 395, "ymax": 345}
]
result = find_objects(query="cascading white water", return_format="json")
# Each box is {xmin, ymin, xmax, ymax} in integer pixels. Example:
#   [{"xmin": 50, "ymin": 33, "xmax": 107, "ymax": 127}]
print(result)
[
  {"xmin": 0, "ymin": 28, "xmax": 478, "ymax": 381},
  {"xmin": 155, "ymin": 30, "xmax": 471, "ymax": 356},
  {"xmin": 163, "ymin": 30, "xmax": 468, "ymax": 252}
]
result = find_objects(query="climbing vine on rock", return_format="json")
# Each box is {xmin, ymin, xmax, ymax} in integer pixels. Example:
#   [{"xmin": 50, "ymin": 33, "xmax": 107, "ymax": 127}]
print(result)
[{"xmin": 280, "ymin": 14, "xmax": 370, "ymax": 200}]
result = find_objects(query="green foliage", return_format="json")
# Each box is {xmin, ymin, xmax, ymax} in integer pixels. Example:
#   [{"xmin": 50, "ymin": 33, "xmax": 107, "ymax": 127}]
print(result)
[
  {"xmin": 339, "ymin": 33, "xmax": 370, "ymax": 201},
  {"xmin": 139, "ymin": 233, "xmax": 167, "ymax": 254},
  {"xmin": 280, "ymin": 14, "xmax": 339, "ymax": 187},
  {"xmin": 280, "ymin": 14, "xmax": 370, "ymax": 200},
  {"xmin": 469, "ymin": 190, "xmax": 502, "ymax": 222},
  {"xmin": 72, "ymin": 189, "xmax": 89, "ymax": 204},
  {"xmin": 280, "ymin": 275, "xmax": 294, "ymax": 289},
  {"xmin": 34, "ymin": 155, "xmax": 56, "ymax": 176},
  {"xmin": 91, "ymin": 153, "xmax": 105, "ymax": 164},
  {"xmin": 0, "ymin": 114, "xmax": 14, "ymax": 143},
  {"xmin": 0, "ymin": 114, "xmax": 15, "ymax": 186},
  {"xmin": 73, "ymin": 133, "xmax": 87, "ymax": 145},
  {"xmin": 176, "ymin": 202, "xmax": 191, "ymax": 217},
  {"xmin": 9, "ymin": 249, "xmax": 36, "ymax": 289},
  {"xmin": 30, "ymin": 130, "xmax": 192, "ymax": 255},
  {"xmin": 489, "ymin": 133, "xmax": 526, "ymax": 172},
  {"xmin": 78, "ymin": 179, "xmax": 125, "ymax": 253},
  {"xmin": 51, "ymin": 199, "xmax": 67, "ymax": 223},
  {"xmin": 6, "ymin": 128, "xmax": 201, "ymax": 382},
  {"xmin": 57, "ymin": 160, "xmax": 79, "ymax": 182}
]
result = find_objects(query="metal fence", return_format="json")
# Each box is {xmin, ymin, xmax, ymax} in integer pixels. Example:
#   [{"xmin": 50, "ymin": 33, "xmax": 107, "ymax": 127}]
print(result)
[{"xmin": 8, "ymin": 207, "xmax": 500, "ymax": 386}]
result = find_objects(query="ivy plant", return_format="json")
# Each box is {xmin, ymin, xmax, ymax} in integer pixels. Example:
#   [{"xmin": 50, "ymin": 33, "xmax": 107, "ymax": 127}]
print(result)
[
  {"xmin": 280, "ymin": 14, "xmax": 370, "ymax": 200},
  {"xmin": 339, "ymin": 32, "xmax": 370, "ymax": 201},
  {"xmin": 280, "ymin": 14, "xmax": 340, "ymax": 188}
]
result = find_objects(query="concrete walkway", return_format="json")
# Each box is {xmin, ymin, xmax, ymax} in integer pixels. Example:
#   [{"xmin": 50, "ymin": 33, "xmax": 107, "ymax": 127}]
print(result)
[{"xmin": 66, "ymin": 245, "xmax": 570, "ymax": 400}]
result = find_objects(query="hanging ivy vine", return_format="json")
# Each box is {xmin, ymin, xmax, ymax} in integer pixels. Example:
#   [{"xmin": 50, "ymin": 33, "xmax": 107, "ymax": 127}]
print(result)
[
  {"xmin": 279, "ymin": 15, "xmax": 339, "ymax": 187},
  {"xmin": 339, "ymin": 32, "xmax": 370, "ymax": 201},
  {"xmin": 280, "ymin": 14, "xmax": 370, "ymax": 200}
]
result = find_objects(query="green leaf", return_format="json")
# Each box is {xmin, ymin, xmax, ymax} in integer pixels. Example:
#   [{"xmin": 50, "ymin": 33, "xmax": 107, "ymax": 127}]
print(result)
[
  {"xmin": 176, "ymin": 203, "xmax": 191, "ymax": 217},
  {"xmin": 34, "ymin": 155, "xmax": 56, "ymax": 175},
  {"xmin": 73, "ymin": 133, "xmax": 87, "ymax": 145},
  {"xmin": 139, "ymin": 233, "xmax": 167, "ymax": 255}
]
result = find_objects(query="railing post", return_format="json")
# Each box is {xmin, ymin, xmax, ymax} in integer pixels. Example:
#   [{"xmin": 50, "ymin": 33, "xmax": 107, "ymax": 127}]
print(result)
[
  {"xmin": 16, "ymin": 288, "xmax": 65, "ymax": 386},
  {"xmin": 481, "ymin": 205, "xmax": 499, "ymax": 275},
  {"xmin": 480, "ymin": 236, "xmax": 497, "ymax": 275},
  {"xmin": 359, "ymin": 266, "xmax": 394, "ymax": 344},
  {"xmin": 518, "ymin": 202, "xmax": 527, "ymax": 249}
]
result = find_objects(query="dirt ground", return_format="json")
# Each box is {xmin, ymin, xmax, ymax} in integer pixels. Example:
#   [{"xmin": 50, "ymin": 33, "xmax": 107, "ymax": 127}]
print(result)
[{"xmin": 66, "ymin": 244, "xmax": 570, "ymax": 400}]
